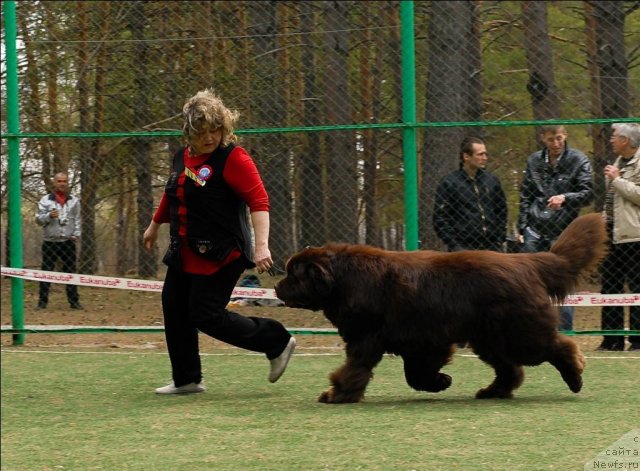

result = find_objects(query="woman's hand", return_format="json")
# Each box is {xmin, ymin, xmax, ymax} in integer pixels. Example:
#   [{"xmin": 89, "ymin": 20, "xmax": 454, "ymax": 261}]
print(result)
[
  {"xmin": 254, "ymin": 244, "xmax": 273, "ymax": 274},
  {"xmin": 143, "ymin": 221, "xmax": 160, "ymax": 251}
]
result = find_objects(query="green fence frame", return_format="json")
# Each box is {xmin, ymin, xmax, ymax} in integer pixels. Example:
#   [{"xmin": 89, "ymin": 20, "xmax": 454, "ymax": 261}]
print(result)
[{"xmin": 2, "ymin": 1, "xmax": 638, "ymax": 345}]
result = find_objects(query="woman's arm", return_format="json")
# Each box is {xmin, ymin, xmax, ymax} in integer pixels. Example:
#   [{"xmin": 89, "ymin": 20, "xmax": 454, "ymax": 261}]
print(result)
[{"xmin": 250, "ymin": 210, "xmax": 272, "ymax": 274}]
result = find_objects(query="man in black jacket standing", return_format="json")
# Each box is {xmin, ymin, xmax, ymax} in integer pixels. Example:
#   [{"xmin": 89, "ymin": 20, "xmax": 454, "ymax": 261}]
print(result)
[
  {"xmin": 518, "ymin": 125, "xmax": 593, "ymax": 331},
  {"xmin": 434, "ymin": 136, "xmax": 507, "ymax": 252}
]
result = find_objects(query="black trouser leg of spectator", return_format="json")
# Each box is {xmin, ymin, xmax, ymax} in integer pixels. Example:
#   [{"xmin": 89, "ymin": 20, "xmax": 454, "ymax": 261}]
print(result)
[
  {"xmin": 162, "ymin": 267, "xmax": 202, "ymax": 387},
  {"xmin": 61, "ymin": 240, "xmax": 79, "ymax": 306},
  {"xmin": 600, "ymin": 243, "xmax": 625, "ymax": 346},
  {"xmin": 626, "ymin": 242, "xmax": 640, "ymax": 347},
  {"xmin": 191, "ymin": 258, "xmax": 291, "ymax": 359},
  {"xmin": 38, "ymin": 241, "xmax": 59, "ymax": 306}
]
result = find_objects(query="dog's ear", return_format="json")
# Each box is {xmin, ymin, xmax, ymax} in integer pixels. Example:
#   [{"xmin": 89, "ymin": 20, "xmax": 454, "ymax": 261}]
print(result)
[{"xmin": 306, "ymin": 261, "xmax": 334, "ymax": 298}]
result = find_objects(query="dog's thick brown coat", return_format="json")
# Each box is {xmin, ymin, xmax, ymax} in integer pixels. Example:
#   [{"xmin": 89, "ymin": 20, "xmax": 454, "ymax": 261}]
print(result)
[{"xmin": 275, "ymin": 214, "xmax": 607, "ymax": 403}]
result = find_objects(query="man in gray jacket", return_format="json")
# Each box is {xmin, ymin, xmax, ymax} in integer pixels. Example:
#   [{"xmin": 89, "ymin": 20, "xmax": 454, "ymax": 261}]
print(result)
[
  {"xmin": 35, "ymin": 172, "xmax": 82, "ymax": 309},
  {"xmin": 598, "ymin": 123, "xmax": 640, "ymax": 351},
  {"xmin": 518, "ymin": 125, "xmax": 594, "ymax": 331}
]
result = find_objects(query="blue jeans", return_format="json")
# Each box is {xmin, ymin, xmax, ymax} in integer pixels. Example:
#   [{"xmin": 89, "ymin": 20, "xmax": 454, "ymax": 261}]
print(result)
[{"xmin": 522, "ymin": 227, "xmax": 574, "ymax": 331}]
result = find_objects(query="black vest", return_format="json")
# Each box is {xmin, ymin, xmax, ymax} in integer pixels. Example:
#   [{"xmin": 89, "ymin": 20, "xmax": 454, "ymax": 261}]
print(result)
[{"xmin": 162, "ymin": 145, "xmax": 255, "ymax": 270}]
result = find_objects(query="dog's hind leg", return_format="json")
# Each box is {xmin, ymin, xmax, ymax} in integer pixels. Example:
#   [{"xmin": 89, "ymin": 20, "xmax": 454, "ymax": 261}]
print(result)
[
  {"xmin": 475, "ymin": 358, "xmax": 524, "ymax": 399},
  {"xmin": 402, "ymin": 347, "xmax": 454, "ymax": 393},
  {"xmin": 318, "ymin": 339, "xmax": 384, "ymax": 404},
  {"xmin": 547, "ymin": 335, "xmax": 585, "ymax": 393}
]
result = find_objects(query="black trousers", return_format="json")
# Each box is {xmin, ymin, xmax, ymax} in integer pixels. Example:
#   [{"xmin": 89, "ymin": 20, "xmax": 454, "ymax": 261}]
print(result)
[
  {"xmin": 162, "ymin": 257, "xmax": 291, "ymax": 387},
  {"xmin": 600, "ymin": 241, "xmax": 640, "ymax": 346},
  {"xmin": 38, "ymin": 240, "xmax": 79, "ymax": 306}
]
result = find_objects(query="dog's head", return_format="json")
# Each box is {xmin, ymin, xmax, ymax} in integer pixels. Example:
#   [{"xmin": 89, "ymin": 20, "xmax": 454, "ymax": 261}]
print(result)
[{"xmin": 274, "ymin": 246, "xmax": 336, "ymax": 311}]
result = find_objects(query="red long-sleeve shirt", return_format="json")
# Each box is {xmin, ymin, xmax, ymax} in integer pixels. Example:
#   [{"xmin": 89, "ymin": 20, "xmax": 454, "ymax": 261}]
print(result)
[{"xmin": 153, "ymin": 146, "xmax": 269, "ymax": 274}]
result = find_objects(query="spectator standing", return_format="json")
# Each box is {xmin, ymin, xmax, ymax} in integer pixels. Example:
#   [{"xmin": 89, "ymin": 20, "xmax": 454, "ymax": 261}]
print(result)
[
  {"xmin": 598, "ymin": 123, "xmax": 640, "ymax": 351},
  {"xmin": 517, "ymin": 125, "xmax": 593, "ymax": 331},
  {"xmin": 434, "ymin": 136, "xmax": 507, "ymax": 252},
  {"xmin": 143, "ymin": 89, "xmax": 295, "ymax": 395},
  {"xmin": 35, "ymin": 172, "xmax": 82, "ymax": 310}
]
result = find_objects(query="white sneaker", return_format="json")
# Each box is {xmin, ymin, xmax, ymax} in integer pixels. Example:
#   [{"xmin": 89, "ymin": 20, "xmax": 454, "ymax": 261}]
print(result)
[
  {"xmin": 154, "ymin": 381, "xmax": 206, "ymax": 395},
  {"xmin": 268, "ymin": 337, "xmax": 296, "ymax": 383}
]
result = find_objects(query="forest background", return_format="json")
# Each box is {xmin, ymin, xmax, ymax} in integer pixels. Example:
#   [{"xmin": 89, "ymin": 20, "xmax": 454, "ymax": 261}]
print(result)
[{"xmin": 1, "ymin": 0, "xmax": 638, "ymax": 278}]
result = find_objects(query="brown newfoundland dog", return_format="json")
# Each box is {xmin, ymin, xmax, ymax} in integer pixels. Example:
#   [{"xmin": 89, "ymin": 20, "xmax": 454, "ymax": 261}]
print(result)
[{"xmin": 275, "ymin": 213, "xmax": 607, "ymax": 403}]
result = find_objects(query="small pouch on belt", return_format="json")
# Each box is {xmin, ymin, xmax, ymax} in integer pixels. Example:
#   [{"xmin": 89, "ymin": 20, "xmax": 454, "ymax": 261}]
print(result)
[
  {"xmin": 187, "ymin": 238, "xmax": 237, "ymax": 261},
  {"xmin": 162, "ymin": 236, "xmax": 182, "ymax": 271}
]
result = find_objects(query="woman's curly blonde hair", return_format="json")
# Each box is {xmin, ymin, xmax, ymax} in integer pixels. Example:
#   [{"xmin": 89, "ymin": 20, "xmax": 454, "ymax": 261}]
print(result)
[{"xmin": 182, "ymin": 89, "xmax": 239, "ymax": 147}]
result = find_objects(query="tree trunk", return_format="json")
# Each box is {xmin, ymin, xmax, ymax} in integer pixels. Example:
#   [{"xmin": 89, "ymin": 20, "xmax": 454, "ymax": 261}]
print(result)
[
  {"xmin": 464, "ymin": 0, "xmax": 484, "ymax": 125},
  {"xmin": 299, "ymin": 2, "xmax": 325, "ymax": 248},
  {"xmin": 116, "ymin": 170, "xmax": 135, "ymax": 276},
  {"xmin": 116, "ymin": 173, "xmax": 128, "ymax": 276},
  {"xmin": 77, "ymin": 1, "xmax": 97, "ymax": 274},
  {"xmin": 522, "ymin": 1, "xmax": 560, "ymax": 124},
  {"xmin": 18, "ymin": 4, "xmax": 53, "ymax": 186},
  {"xmin": 160, "ymin": 2, "xmax": 183, "ymax": 157},
  {"xmin": 360, "ymin": 10, "xmax": 376, "ymax": 246},
  {"xmin": 419, "ymin": 1, "xmax": 478, "ymax": 249},
  {"xmin": 44, "ymin": 8, "xmax": 66, "ymax": 173},
  {"xmin": 248, "ymin": 2, "xmax": 292, "ymax": 266},
  {"xmin": 585, "ymin": 1, "xmax": 607, "ymax": 213},
  {"xmin": 323, "ymin": 0, "xmax": 357, "ymax": 243},
  {"xmin": 585, "ymin": 1, "xmax": 629, "ymax": 211},
  {"xmin": 129, "ymin": 1, "xmax": 157, "ymax": 277}
]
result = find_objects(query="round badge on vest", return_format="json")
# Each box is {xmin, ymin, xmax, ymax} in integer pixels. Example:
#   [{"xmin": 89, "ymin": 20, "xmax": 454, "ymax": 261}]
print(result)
[{"xmin": 197, "ymin": 165, "xmax": 213, "ymax": 182}]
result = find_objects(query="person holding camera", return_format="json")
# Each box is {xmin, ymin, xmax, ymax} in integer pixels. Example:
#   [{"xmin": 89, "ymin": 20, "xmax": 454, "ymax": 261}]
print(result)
[
  {"xmin": 35, "ymin": 172, "xmax": 82, "ymax": 310},
  {"xmin": 517, "ymin": 125, "xmax": 593, "ymax": 331}
]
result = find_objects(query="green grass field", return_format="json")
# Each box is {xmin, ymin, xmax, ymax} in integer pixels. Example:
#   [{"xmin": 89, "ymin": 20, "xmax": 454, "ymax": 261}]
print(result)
[{"xmin": 1, "ymin": 347, "xmax": 638, "ymax": 471}]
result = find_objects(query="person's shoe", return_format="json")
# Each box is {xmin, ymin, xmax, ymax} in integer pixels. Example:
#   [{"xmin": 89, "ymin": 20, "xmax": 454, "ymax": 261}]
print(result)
[
  {"xmin": 268, "ymin": 337, "xmax": 296, "ymax": 383},
  {"xmin": 596, "ymin": 340, "xmax": 624, "ymax": 351},
  {"xmin": 155, "ymin": 382, "xmax": 206, "ymax": 395},
  {"xmin": 36, "ymin": 303, "xmax": 47, "ymax": 310},
  {"xmin": 628, "ymin": 344, "xmax": 640, "ymax": 352},
  {"xmin": 70, "ymin": 302, "xmax": 84, "ymax": 310}
]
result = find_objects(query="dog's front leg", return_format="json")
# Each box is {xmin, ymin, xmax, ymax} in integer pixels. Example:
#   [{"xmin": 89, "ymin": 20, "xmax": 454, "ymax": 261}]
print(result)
[{"xmin": 318, "ymin": 339, "xmax": 384, "ymax": 404}]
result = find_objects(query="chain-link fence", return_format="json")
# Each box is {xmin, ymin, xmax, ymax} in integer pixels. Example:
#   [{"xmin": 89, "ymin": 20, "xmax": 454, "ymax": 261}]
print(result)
[{"xmin": 2, "ymin": 1, "xmax": 639, "ymax": 339}]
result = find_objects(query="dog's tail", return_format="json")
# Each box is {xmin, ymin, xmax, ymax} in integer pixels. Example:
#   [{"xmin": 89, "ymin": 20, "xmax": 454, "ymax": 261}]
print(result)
[{"xmin": 538, "ymin": 213, "xmax": 608, "ymax": 301}]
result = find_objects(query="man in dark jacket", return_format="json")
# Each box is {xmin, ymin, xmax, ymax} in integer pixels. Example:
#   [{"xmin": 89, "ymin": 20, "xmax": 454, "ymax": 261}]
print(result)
[
  {"xmin": 517, "ymin": 125, "xmax": 593, "ymax": 331},
  {"xmin": 434, "ymin": 137, "xmax": 507, "ymax": 252}
]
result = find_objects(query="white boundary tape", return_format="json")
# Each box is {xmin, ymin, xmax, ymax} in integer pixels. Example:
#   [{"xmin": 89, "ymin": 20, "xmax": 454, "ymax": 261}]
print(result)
[
  {"xmin": 3, "ymin": 265, "xmax": 639, "ymax": 306},
  {"xmin": 562, "ymin": 293, "xmax": 640, "ymax": 306},
  {"xmin": 1, "ymin": 266, "xmax": 279, "ymax": 300},
  {"xmin": 1, "ymin": 349, "xmax": 637, "ymax": 359}
]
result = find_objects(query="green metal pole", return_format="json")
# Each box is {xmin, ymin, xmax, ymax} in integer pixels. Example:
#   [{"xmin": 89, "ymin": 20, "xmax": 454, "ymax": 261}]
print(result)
[
  {"xmin": 400, "ymin": 1, "xmax": 418, "ymax": 251},
  {"xmin": 4, "ymin": 0, "xmax": 26, "ymax": 345}
]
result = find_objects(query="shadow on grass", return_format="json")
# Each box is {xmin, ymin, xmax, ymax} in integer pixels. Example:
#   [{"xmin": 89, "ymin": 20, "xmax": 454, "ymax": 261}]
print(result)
[{"xmin": 359, "ymin": 394, "xmax": 582, "ymax": 407}]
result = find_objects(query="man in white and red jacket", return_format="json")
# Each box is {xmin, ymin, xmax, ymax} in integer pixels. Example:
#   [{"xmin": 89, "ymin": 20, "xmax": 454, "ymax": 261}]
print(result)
[{"xmin": 35, "ymin": 172, "xmax": 82, "ymax": 310}]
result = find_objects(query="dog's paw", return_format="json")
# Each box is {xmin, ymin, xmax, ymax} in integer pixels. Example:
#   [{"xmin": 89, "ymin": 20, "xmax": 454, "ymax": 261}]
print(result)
[
  {"xmin": 318, "ymin": 389, "xmax": 334, "ymax": 403},
  {"xmin": 317, "ymin": 388, "xmax": 363, "ymax": 404},
  {"xmin": 434, "ymin": 373, "xmax": 452, "ymax": 391},
  {"xmin": 565, "ymin": 374, "xmax": 583, "ymax": 393},
  {"xmin": 406, "ymin": 372, "xmax": 453, "ymax": 392},
  {"xmin": 475, "ymin": 387, "xmax": 513, "ymax": 399},
  {"xmin": 420, "ymin": 373, "xmax": 453, "ymax": 392}
]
